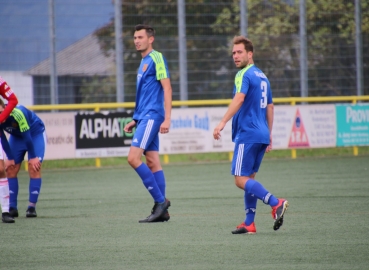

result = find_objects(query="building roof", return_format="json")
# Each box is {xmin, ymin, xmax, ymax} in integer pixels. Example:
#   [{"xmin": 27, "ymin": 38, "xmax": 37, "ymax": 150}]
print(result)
[{"xmin": 27, "ymin": 33, "xmax": 115, "ymax": 76}]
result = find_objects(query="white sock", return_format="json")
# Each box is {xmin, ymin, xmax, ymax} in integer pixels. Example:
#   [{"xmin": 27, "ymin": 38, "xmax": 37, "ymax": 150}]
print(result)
[{"xmin": 0, "ymin": 178, "xmax": 10, "ymax": 213}]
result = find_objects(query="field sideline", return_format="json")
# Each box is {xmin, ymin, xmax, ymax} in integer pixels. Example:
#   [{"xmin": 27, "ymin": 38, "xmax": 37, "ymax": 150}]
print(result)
[{"xmin": 1, "ymin": 155, "xmax": 368, "ymax": 270}]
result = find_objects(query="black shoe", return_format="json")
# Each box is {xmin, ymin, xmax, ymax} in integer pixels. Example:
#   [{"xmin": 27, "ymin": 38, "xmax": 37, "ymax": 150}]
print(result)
[
  {"xmin": 156, "ymin": 210, "xmax": 170, "ymax": 222},
  {"xmin": 139, "ymin": 199, "xmax": 171, "ymax": 223},
  {"xmin": 9, "ymin": 207, "xmax": 19, "ymax": 218},
  {"xmin": 2, "ymin": 212, "xmax": 15, "ymax": 223},
  {"xmin": 26, "ymin": 207, "xmax": 37, "ymax": 218}
]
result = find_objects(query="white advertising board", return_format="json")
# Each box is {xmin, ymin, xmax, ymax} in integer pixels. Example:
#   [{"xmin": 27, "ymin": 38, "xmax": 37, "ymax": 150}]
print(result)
[
  {"xmin": 159, "ymin": 107, "xmax": 234, "ymax": 154},
  {"xmin": 272, "ymin": 105, "xmax": 336, "ymax": 149},
  {"xmin": 37, "ymin": 112, "xmax": 76, "ymax": 159},
  {"xmin": 36, "ymin": 104, "xmax": 338, "ymax": 160}
]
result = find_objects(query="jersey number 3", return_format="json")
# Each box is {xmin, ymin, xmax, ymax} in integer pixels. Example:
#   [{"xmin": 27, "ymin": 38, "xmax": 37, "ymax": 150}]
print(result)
[{"xmin": 260, "ymin": 81, "xmax": 267, "ymax": 108}]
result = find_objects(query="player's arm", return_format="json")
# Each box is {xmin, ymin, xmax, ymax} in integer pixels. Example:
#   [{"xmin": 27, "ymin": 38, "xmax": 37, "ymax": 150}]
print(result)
[
  {"xmin": 265, "ymin": 79, "xmax": 274, "ymax": 152},
  {"xmin": 266, "ymin": 103, "xmax": 274, "ymax": 133},
  {"xmin": 21, "ymin": 129, "xmax": 41, "ymax": 171},
  {"xmin": 0, "ymin": 81, "xmax": 18, "ymax": 123},
  {"xmin": 0, "ymin": 128, "xmax": 14, "ymax": 161},
  {"xmin": 160, "ymin": 78, "xmax": 172, "ymax": 133},
  {"xmin": 10, "ymin": 108, "xmax": 39, "ymax": 161},
  {"xmin": 22, "ymin": 130, "xmax": 37, "ymax": 159},
  {"xmin": 213, "ymin": 92, "xmax": 245, "ymax": 140}
]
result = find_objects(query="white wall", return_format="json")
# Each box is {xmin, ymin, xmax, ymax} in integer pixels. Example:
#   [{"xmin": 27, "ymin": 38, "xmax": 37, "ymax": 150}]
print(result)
[{"xmin": 0, "ymin": 71, "xmax": 33, "ymax": 105}]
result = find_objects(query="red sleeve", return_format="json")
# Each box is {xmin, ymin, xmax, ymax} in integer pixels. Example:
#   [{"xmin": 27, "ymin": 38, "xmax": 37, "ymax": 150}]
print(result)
[{"xmin": 0, "ymin": 81, "xmax": 19, "ymax": 123}]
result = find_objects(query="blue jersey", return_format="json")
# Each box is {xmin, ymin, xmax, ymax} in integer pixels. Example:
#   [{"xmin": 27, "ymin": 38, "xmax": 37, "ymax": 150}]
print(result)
[
  {"xmin": 133, "ymin": 50, "xmax": 170, "ymax": 121},
  {"xmin": 231, "ymin": 64, "xmax": 273, "ymax": 143},
  {"xmin": 0, "ymin": 105, "xmax": 45, "ymax": 159}
]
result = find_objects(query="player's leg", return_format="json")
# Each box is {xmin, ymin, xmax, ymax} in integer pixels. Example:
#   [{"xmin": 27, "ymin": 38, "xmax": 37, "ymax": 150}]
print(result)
[
  {"xmin": 236, "ymin": 143, "xmax": 288, "ymax": 231},
  {"xmin": 246, "ymin": 143, "xmax": 288, "ymax": 230},
  {"xmin": 0, "ymin": 148, "xmax": 15, "ymax": 223},
  {"xmin": 6, "ymin": 163, "xmax": 21, "ymax": 218},
  {"xmin": 145, "ymin": 137, "xmax": 170, "ymax": 222},
  {"xmin": 145, "ymin": 135, "xmax": 165, "ymax": 197},
  {"xmin": 231, "ymin": 142, "xmax": 257, "ymax": 234},
  {"xmin": 231, "ymin": 143, "xmax": 289, "ymax": 233},
  {"xmin": 25, "ymin": 132, "xmax": 46, "ymax": 218},
  {"xmin": 7, "ymin": 135, "xmax": 25, "ymax": 217},
  {"xmin": 128, "ymin": 119, "xmax": 169, "ymax": 222}
]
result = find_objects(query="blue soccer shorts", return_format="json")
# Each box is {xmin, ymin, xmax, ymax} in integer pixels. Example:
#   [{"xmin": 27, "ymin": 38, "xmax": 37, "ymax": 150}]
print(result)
[
  {"xmin": 9, "ymin": 131, "xmax": 46, "ymax": 164},
  {"xmin": 131, "ymin": 119, "xmax": 162, "ymax": 152},
  {"xmin": 231, "ymin": 142, "xmax": 268, "ymax": 176}
]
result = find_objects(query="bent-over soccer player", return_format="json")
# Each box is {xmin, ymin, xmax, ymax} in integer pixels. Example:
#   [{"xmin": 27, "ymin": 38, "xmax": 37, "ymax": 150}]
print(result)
[{"xmin": 0, "ymin": 99, "xmax": 45, "ymax": 218}]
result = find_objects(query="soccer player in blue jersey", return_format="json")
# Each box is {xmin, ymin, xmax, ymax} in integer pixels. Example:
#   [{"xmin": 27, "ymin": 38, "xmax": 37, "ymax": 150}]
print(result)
[
  {"xmin": 213, "ymin": 36, "xmax": 289, "ymax": 234},
  {"xmin": 124, "ymin": 24, "xmax": 172, "ymax": 223},
  {"xmin": 0, "ymin": 99, "xmax": 45, "ymax": 218}
]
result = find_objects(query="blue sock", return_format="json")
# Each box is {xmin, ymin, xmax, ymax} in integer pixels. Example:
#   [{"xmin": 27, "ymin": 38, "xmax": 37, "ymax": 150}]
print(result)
[
  {"xmin": 135, "ymin": 163, "xmax": 164, "ymax": 203},
  {"xmin": 8, "ymin": 177, "xmax": 18, "ymax": 209},
  {"xmin": 244, "ymin": 192, "xmax": 257, "ymax": 226},
  {"xmin": 153, "ymin": 170, "xmax": 166, "ymax": 198},
  {"xmin": 29, "ymin": 178, "xmax": 42, "ymax": 207},
  {"xmin": 245, "ymin": 179, "xmax": 279, "ymax": 206}
]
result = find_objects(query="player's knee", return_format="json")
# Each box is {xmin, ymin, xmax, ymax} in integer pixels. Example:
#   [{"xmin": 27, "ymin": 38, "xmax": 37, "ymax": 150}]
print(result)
[
  {"xmin": 127, "ymin": 155, "xmax": 140, "ymax": 168},
  {"xmin": 146, "ymin": 158, "xmax": 160, "ymax": 171},
  {"xmin": 6, "ymin": 167, "xmax": 18, "ymax": 178},
  {"xmin": 28, "ymin": 167, "xmax": 41, "ymax": 178},
  {"xmin": 234, "ymin": 176, "xmax": 251, "ymax": 190},
  {"xmin": 234, "ymin": 178, "xmax": 243, "ymax": 189}
]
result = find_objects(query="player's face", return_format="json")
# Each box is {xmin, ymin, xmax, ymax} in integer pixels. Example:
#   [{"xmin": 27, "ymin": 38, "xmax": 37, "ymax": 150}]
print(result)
[
  {"xmin": 232, "ymin": 44, "xmax": 253, "ymax": 69},
  {"xmin": 134, "ymin": 29, "xmax": 154, "ymax": 56}
]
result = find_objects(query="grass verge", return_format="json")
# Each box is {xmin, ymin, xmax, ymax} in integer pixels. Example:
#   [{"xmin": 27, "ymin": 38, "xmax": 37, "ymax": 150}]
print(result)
[{"xmin": 40, "ymin": 146, "xmax": 369, "ymax": 170}]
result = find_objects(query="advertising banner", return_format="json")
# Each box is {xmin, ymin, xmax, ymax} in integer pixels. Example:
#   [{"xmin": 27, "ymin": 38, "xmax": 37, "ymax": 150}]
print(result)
[
  {"xmin": 75, "ymin": 111, "xmax": 134, "ymax": 158},
  {"xmin": 37, "ymin": 112, "xmax": 76, "ymax": 159},
  {"xmin": 36, "ymin": 103, "xmax": 367, "ymax": 160},
  {"xmin": 336, "ymin": 104, "xmax": 369, "ymax": 146},
  {"xmin": 159, "ymin": 107, "xmax": 234, "ymax": 154},
  {"xmin": 272, "ymin": 105, "xmax": 336, "ymax": 149}
]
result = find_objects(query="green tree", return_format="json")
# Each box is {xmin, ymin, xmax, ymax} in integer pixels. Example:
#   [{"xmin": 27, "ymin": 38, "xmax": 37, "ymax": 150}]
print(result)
[
  {"xmin": 93, "ymin": 0, "xmax": 368, "ymax": 99},
  {"xmin": 79, "ymin": 75, "xmax": 116, "ymax": 103},
  {"xmin": 211, "ymin": 0, "xmax": 369, "ymax": 96}
]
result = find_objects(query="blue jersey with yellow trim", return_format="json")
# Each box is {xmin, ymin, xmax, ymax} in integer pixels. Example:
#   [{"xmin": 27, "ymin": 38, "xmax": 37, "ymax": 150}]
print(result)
[
  {"xmin": 133, "ymin": 50, "xmax": 170, "ymax": 121},
  {"xmin": 231, "ymin": 64, "xmax": 273, "ymax": 143},
  {"xmin": 1, "ymin": 105, "xmax": 45, "ymax": 137}
]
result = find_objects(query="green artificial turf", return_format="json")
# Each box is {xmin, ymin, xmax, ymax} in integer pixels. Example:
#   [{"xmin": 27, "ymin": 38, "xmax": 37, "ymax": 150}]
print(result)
[{"xmin": 1, "ymin": 155, "xmax": 368, "ymax": 269}]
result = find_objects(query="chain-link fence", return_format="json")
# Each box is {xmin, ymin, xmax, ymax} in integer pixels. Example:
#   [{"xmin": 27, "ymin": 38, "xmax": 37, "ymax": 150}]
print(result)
[{"xmin": 1, "ymin": 0, "xmax": 368, "ymax": 105}]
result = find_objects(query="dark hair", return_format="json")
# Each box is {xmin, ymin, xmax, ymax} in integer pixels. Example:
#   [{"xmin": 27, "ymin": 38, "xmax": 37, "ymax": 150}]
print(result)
[
  {"xmin": 233, "ymin": 36, "xmax": 254, "ymax": 52},
  {"xmin": 0, "ymin": 98, "xmax": 4, "ymax": 107},
  {"xmin": 135, "ymin": 24, "xmax": 155, "ymax": 37}
]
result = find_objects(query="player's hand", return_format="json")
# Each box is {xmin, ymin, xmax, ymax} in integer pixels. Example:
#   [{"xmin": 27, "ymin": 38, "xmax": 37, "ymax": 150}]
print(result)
[
  {"xmin": 160, "ymin": 119, "xmax": 171, "ymax": 134},
  {"xmin": 124, "ymin": 120, "xmax": 136, "ymax": 133},
  {"xmin": 29, "ymin": 158, "xmax": 41, "ymax": 172},
  {"xmin": 213, "ymin": 122, "xmax": 226, "ymax": 140},
  {"xmin": 5, "ymin": 159, "xmax": 15, "ymax": 171}
]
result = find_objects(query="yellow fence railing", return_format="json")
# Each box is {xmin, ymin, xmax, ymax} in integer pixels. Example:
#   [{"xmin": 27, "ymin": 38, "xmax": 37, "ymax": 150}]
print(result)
[
  {"xmin": 28, "ymin": 95, "xmax": 369, "ymax": 112},
  {"xmin": 25, "ymin": 95, "xmax": 368, "ymax": 168}
]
